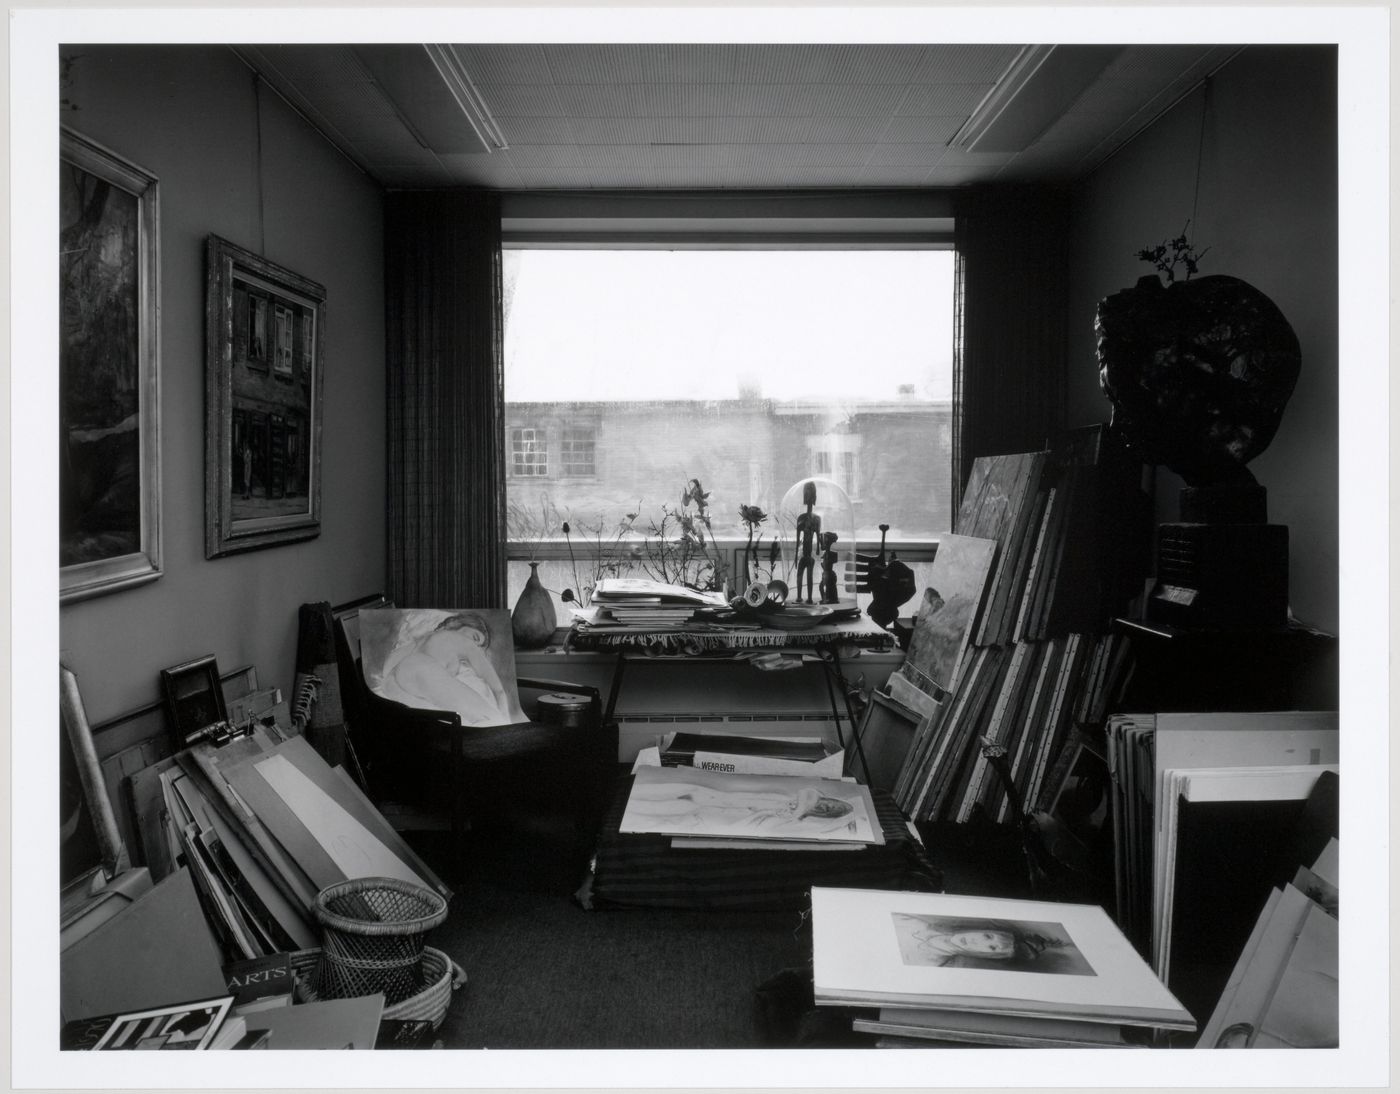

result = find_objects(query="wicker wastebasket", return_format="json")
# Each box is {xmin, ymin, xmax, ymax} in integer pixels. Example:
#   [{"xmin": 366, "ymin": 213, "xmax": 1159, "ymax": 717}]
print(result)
[{"xmin": 312, "ymin": 877, "xmax": 449, "ymax": 1006}]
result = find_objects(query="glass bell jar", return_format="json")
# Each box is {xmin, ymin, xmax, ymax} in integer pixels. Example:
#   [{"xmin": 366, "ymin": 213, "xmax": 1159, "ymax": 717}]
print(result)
[{"xmin": 772, "ymin": 476, "xmax": 857, "ymax": 608}]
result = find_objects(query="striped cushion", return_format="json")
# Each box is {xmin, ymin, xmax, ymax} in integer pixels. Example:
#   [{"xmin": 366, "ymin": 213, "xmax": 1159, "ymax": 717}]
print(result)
[{"xmin": 581, "ymin": 775, "xmax": 943, "ymax": 911}]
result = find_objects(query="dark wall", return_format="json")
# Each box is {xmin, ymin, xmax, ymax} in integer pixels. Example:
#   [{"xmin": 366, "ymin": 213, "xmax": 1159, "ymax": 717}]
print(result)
[
  {"xmin": 1066, "ymin": 46, "xmax": 1339, "ymax": 632},
  {"xmin": 57, "ymin": 46, "xmax": 387, "ymax": 722}
]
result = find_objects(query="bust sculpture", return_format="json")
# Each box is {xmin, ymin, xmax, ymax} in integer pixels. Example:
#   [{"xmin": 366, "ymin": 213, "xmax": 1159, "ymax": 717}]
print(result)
[{"xmin": 1095, "ymin": 272, "xmax": 1302, "ymax": 487}]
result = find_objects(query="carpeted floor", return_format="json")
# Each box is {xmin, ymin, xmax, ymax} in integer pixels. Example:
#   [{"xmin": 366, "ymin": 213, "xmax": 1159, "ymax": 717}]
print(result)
[
  {"xmin": 409, "ymin": 818, "xmax": 813, "ymax": 1050},
  {"xmin": 400, "ymin": 787, "xmax": 1036, "ymax": 1051}
]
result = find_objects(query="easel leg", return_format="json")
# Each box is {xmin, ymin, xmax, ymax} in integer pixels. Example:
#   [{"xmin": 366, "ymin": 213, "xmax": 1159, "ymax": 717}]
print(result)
[
  {"xmin": 824, "ymin": 649, "xmax": 873, "ymax": 785},
  {"xmin": 603, "ymin": 652, "xmax": 626, "ymax": 726}
]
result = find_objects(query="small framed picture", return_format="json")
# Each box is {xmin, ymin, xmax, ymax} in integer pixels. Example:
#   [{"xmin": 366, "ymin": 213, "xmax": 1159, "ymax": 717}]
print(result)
[
  {"xmin": 160, "ymin": 654, "xmax": 228, "ymax": 748},
  {"xmin": 205, "ymin": 234, "xmax": 325, "ymax": 557}
]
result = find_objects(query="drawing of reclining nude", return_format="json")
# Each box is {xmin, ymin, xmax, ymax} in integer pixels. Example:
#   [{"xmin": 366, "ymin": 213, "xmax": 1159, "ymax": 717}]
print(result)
[{"xmin": 626, "ymin": 781, "xmax": 859, "ymax": 836}]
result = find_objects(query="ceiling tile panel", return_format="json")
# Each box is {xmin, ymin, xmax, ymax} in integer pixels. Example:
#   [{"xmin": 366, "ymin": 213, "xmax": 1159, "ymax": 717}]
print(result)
[
  {"xmin": 728, "ymin": 45, "xmax": 853, "ymax": 83},
  {"xmin": 512, "ymin": 167, "xmax": 616, "ymax": 188},
  {"xmin": 746, "ymin": 143, "xmax": 875, "ymax": 168},
  {"xmin": 502, "ymin": 144, "xmax": 585, "ymax": 169},
  {"xmin": 859, "ymin": 165, "xmax": 935, "ymax": 186},
  {"xmin": 775, "ymin": 166, "xmax": 880, "ymax": 186},
  {"xmin": 895, "ymin": 82, "xmax": 994, "ymax": 117},
  {"xmin": 877, "ymin": 116, "xmax": 966, "ymax": 144},
  {"xmin": 476, "ymin": 83, "xmax": 569, "ymax": 117},
  {"xmin": 640, "ymin": 43, "xmax": 746, "ymax": 83},
  {"xmin": 572, "ymin": 143, "xmax": 873, "ymax": 170},
  {"xmin": 925, "ymin": 164, "xmax": 991, "ymax": 186},
  {"xmin": 911, "ymin": 44, "xmax": 1024, "ymax": 84},
  {"xmin": 563, "ymin": 116, "xmax": 673, "ymax": 144},
  {"xmin": 800, "ymin": 45, "xmax": 927, "ymax": 85},
  {"xmin": 935, "ymin": 148, "xmax": 1017, "ymax": 168},
  {"xmin": 550, "ymin": 83, "xmax": 668, "ymax": 117},
  {"xmin": 451, "ymin": 43, "xmax": 555, "ymax": 84},
  {"xmin": 541, "ymin": 44, "xmax": 655, "ymax": 83},
  {"xmin": 797, "ymin": 84, "xmax": 911, "ymax": 117},
  {"xmin": 866, "ymin": 143, "xmax": 949, "ymax": 167},
  {"xmin": 495, "ymin": 116, "xmax": 578, "ymax": 145},
  {"xmin": 559, "ymin": 115, "xmax": 884, "ymax": 145},
  {"xmin": 784, "ymin": 116, "xmax": 887, "ymax": 143},
  {"xmin": 565, "ymin": 165, "xmax": 866, "ymax": 187}
]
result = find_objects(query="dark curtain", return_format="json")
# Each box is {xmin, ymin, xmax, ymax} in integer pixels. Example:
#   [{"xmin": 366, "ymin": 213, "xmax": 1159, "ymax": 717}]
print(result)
[
  {"xmin": 951, "ymin": 186, "xmax": 1071, "ymax": 503},
  {"xmin": 384, "ymin": 192, "xmax": 506, "ymax": 608}
]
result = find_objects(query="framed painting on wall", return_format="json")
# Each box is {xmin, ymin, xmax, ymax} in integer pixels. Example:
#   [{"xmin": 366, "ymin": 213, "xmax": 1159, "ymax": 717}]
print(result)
[
  {"xmin": 205, "ymin": 235, "xmax": 325, "ymax": 557},
  {"xmin": 59, "ymin": 128, "xmax": 162, "ymax": 602}
]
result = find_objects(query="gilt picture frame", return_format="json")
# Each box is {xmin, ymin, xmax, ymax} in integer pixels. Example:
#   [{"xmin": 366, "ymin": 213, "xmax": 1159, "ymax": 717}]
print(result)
[
  {"xmin": 59, "ymin": 128, "xmax": 162, "ymax": 602},
  {"xmin": 205, "ymin": 235, "xmax": 325, "ymax": 557}
]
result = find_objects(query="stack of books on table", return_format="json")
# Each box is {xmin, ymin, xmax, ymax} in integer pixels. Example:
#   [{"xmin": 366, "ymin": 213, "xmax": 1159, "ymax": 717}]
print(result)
[
  {"xmin": 650, "ymin": 730, "xmax": 844, "ymax": 777},
  {"xmin": 811, "ymin": 887, "xmax": 1195, "ymax": 1048},
  {"xmin": 588, "ymin": 578, "xmax": 729, "ymax": 629}
]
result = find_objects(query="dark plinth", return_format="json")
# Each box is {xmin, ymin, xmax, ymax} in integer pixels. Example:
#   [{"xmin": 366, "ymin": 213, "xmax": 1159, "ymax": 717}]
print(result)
[
  {"xmin": 1114, "ymin": 617, "xmax": 1338, "ymax": 713},
  {"xmin": 1147, "ymin": 480, "xmax": 1289, "ymax": 630},
  {"xmin": 1149, "ymin": 521, "xmax": 1289, "ymax": 629}
]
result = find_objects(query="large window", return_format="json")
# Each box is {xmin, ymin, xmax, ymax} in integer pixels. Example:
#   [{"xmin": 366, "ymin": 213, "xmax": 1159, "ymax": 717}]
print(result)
[{"xmin": 504, "ymin": 248, "xmax": 955, "ymax": 616}]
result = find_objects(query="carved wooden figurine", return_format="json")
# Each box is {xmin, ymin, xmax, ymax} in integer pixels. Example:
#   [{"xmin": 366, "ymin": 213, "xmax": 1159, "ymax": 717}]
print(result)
[
  {"xmin": 794, "ymin": 480, "xmax": 821, "ymax": 604},
  {"xmin": 819, "ymin": 531, "xmax": 839, "ymax": 604}
]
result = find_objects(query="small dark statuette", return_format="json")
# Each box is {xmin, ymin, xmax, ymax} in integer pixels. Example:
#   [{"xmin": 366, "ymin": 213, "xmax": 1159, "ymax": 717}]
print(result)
[
  {"xmin": 818, "ymin": 531, "xmax": 839, "ymax": 604},
  {"xmin": 793, "ymin": 480, "xmax": 821, "ymax": 604}
]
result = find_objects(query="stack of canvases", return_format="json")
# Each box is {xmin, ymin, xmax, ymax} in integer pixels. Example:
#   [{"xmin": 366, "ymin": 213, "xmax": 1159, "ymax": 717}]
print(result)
[
  {"xmin": 61, "ymin": 724, "xmax": 451, "ymax": 1047},
  {"xmin": 143, "ymin": 730, "xmax": 449, "ymax": 959},
  {"xmin": 892, "ymin": 426, "xmax": 1147, "ymax": 825},
  {"xmin": 810, "ymin": 886, "xmax": 1195, "ymax": 1047}
]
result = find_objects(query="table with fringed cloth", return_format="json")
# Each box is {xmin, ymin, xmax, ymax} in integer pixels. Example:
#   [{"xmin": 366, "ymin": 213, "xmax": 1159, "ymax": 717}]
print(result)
[{"xmin": 568, "ymin": 615, "xmax": 895, "ymax": 776}]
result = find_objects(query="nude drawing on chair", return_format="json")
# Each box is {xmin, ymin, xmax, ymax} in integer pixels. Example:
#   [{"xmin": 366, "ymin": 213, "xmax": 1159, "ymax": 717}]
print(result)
[{"xmin": 359, "ymin": 608, "xmax": 527, "ymax": 728}]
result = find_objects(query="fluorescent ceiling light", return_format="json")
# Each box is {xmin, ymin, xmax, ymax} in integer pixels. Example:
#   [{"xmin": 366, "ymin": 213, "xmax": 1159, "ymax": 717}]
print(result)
[
  {"xmin": 950, "ymin": 45, "xmax": 1121, "ymax": 153},
  {"xmin": 423, "ymin": 44, "xmax": 510, "ymax": 153}
]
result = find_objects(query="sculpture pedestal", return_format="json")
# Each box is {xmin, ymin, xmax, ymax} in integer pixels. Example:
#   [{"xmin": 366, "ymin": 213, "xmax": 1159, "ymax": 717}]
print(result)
[{"xmin": 1147, "ymin": 483, "xmax": 1290, "ymax": 629}]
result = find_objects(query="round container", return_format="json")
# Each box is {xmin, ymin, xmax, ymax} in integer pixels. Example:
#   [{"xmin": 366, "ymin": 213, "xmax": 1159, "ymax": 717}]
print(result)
[{"xmin": 535, "ymin": 692, "xmax": 591, "ymax": 729}]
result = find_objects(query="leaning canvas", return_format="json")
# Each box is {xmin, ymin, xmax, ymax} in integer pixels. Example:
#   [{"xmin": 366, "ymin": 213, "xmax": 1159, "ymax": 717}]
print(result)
[
  {"xmin": 619, "ymin": 766, "xmax": 884, "ymax": 845},
  {"xmin": 358, "ymin": 608, "xmax": 527, "ymax": 728},
  {"xmin": 900, "ymin": 533, "xmax": 998, "ymax": 694}
]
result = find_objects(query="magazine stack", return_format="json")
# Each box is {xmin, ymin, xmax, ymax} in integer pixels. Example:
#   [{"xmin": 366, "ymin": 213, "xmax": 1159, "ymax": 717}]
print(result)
[
  {"xmin": 811, "ymin": 887, "xmax": 1195, "ymax": 1048},
  {"xmin": 585, "ymin": 578, "xmax": 730, "ymax": 629}
]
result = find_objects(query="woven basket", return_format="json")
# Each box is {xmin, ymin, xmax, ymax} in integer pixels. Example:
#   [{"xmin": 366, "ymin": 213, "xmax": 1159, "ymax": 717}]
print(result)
[
  {"xmin": 312, "ymin": 877, "xmax": 449, "ymax": 1005},
  {"xmin": 295, "ymin": 946, "xmax": 466, "ymax": 1035}
]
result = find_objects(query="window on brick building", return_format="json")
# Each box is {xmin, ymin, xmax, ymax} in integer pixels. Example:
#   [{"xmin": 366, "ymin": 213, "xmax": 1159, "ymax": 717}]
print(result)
[
  {"xmin": 510, "ymin": 427, "xmax": 548, "ymax": 477},
  {"xmin": 560, "ymin": 426, "xmax": 597, "ymax": 478}
]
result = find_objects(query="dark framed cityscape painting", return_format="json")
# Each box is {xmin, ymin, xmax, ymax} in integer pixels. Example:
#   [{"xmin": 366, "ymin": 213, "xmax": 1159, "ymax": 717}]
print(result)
[
  {"xmin": 59, "ymin": 128, "xmax": 162, "ymax": 602},
  {"xmin": 204, "ymin": 234, "xmax": 325, "ymax": 557}
]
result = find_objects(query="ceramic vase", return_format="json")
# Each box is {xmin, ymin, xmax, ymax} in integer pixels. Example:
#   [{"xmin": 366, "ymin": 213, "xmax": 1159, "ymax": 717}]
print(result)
[{"xmin": 511, "ymin": 562, "xmax": 556, "ymax": 648}]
